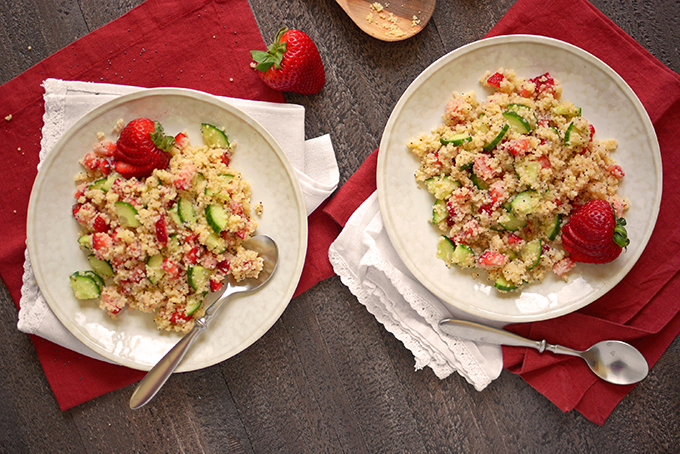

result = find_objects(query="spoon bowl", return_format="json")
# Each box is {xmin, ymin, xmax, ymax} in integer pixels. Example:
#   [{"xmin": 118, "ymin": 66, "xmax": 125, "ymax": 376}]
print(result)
[
  {"xmin": 439, "ymin": 319, "xmax": 649, "ymax": 385},
  {"xmin": 130, "ymin": 235, "xmax": 278, "ymax": 409},
  {"xmin": 334, "ymin": 0, "xmax": 436, "ymax": 42}
]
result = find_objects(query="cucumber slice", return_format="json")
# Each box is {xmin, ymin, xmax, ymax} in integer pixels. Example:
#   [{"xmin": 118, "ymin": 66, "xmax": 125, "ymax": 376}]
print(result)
[
  {"xmin": 69, "ymin": 272, "xmax": 101, "ymax": 300},
  {"xmin": 436, "ymin": 236, "xmax": 456, "ymax": 262},
  {"xmin": 515, "ymin": 160, "xmax": 541, "ymax": 188},
  {"xmin": 459, "ymin": 161, "xmax": 474, "ymax": 171},
  {"xmin": 146, "ymin": 254, "xmax": 165, "ymax": 284},
  {"xmin": 452, "ymin": 244, "xmax": 476, "ymax": 268},
  {"xmin": 187, "ymin": 265, "xmax": 211, "ymax": 292},
  {"xmin": 564, "ymin": 122, "xmax": 575, "ymax": 146},
  {"xmin": 425, "ymin": 175, "xmax": 460, "ymax": 200},
  {"xmin": 205, "ymin": 204, "xmax": 229, "ymax": 233},
  {"xmin": 89, "ymin": 177, "xmax": 108, "ymax": 192},
  {"xmin": 551, "ymin": 103, "xmax": 581, "ymax": 117},
  {"xmin": 470, "ymin": 171, "xmax": 489, "ymax": 190},
  {"xmin": 545, "ymin": 214, "xmax": 562, "ymax": 241},
  {"xmin": 115, "ymin": 201, "xmax": 141, "ymax": 228},
  {"xmin": 521, "ymin": 239, "xmax": 542, "ymax": 269},
  {"xmin": 78, "ymin": 234, "xmax": 93, "ymax": 251},
  {"xmin": 82, "ymin": 270, "xmax": 105, "ymax": 291},
  {"xmin": 498, "ymin": 212, "xmax": 527, "ymax": 231},
  {"xmin": 177, "ymin": 198, "xmax": 197, "ymax": 225},
  {"xmin": 494, "ymin": 276, "xmax": 517, "ymax": 292},
  {"xmin": 440, "ymin": 133, "xmax": 472, "ymax": 146},
  {"xmin": 201, "ymin": 123, "xmax": 230, "ymax": 148},
  {"xmin": 88, "ymin": 255, "xmax": 114, "ymax": 278},
  {"xmin": 168, "ymin": 204, "xmax": 182, "ymax": 226},
  {"xmin": 502, "ymin": 111, "xmax": 532, "ymax": 134},
  {"xmin": 510, "ymin": 190, "xmax": 540, "ymax": 216},
  {"xmin": 205, "ymin": 232, "xmax": 227, "ymax": 253},
  {"xmin": 482, "ymin": 124, "xmax": 509, "ymax": 152},
  {"xmin": 432, "ymin": 199, "xmax": 448, "ymax": 224},
  {"xmin": 185, "ymin": 294, "xmax": 203, "ymax": 316}
]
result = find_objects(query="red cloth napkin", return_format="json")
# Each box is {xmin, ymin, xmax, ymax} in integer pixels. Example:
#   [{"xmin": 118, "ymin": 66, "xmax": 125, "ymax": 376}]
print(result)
[
  {"xmin": 0, "ymin": 0, "xmax": 337, "ymax": 411},
  {"xmin": 319, "ymin": 0, "xmax": 680, "ymax": 425}
]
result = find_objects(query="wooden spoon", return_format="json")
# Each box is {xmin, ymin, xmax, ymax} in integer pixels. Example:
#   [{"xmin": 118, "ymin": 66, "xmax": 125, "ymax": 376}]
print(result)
[{"xmin": 334, "ymin": 0, "xmax": 436, "ymax": 42}]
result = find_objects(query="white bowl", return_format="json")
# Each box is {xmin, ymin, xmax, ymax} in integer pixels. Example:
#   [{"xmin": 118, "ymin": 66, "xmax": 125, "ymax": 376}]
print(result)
[
  {"xmin": 27, "ymin": 88, "xmax": 308, "ymax": 371},
  {"xmin": 377, "ymin": 35, "xmax": 662, "ymax": 322}
]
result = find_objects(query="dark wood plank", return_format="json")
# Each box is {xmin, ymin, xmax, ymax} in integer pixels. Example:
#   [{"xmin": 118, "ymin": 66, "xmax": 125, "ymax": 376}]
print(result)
[{"xmin": 1, "ymin": 0, "xmax": 679, "ymax": 452}]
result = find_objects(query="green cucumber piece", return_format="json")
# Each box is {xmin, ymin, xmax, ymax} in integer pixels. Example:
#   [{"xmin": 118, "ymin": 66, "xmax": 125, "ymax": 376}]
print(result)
[
  {"xmin": 552, "ymin": 103, "xmax": 581, "ymax": 117},
  {"xmin": 168, "ymin": 204, "xmax": 182, "ymax": 226},
  {"xmin": 89, "ymin": 177, "xmax": 108, "ymax": 192},
  {"xmin": 502, "ymin": 111, "xmax": 532, "ymax": 134},
  {"xmin": 185, "ymin": 294, "xmax": 203, "ymax": 316},
  {"xmin": 470, "ymin": 171, "xmax": 490, "ymax": 190},
  {"xmin": 494, "ymin": 276, "xmax": 517, "ymax": 291},
  {"xmin": 78, "ymin": 234, "xmax": 93, "ymax": 251},
  {"xmin": 482, "ymin": 124, "xmax": 509, "ymax": 152},
  {"xmin": 459, "ymin": 161, "xmax": 474, "ymax": 171},
  {"xmin": 146, "ymin": 254, "xmax": 165, "ymax": 284},
  {"xmin": 498, "ymin": 212, "xmax": 527, "ymax": 231},
  {"xmin": 436, "ymin": 236, "xmax": 456, "ymax": 262},
  {"xmin": 425, "ymin": 175, "xmax": 460, "ymax": 200},
  {"xmin": 521, "ymin": 239, "xmax": 542, "ymax": 270},
  {"xmin": 69, "ymin": 272, "xmax": 101, "ymax": 300},
  {"xmin": 205, "ymin": 232, "xmax": 226, "ymax": 253},
  {"xmin": 115, "ymin": 201, "xmax": 141, "ymax": 228},
  {"xmin": 187, "ymin": 265, "xmax": 211, "ymax": 292},
  {"xmin": 510, "ymin": 190, "xmax": 540, "ymax": 216},
  {"xmin": 201, "ymin": 123, "xmax": 230, "ymax": 148},
  {"xmin": 440, "ymin": 133, "xmax": 472, "ymax": 146},
  {"xmin": 88, "ymin": 255, "xmax": 114, "ymax": 278},
  {"xmin": 515, "ymin": 160, "xmax": 541, "ymax": 188},
  {"xmin": 451, "ymin": 244, "xmax": 476, "ymax": 268},
  {"xmin": 432, "ymin": 199, "xmax": 448, "ymax": 224},
  {"xmin": 82, "ymin": 270, "xmax": 105, "ymax": 292},
  {"xmin": 177, "ymin": 198, "xmax": 197, "ymax": 225},
  {"xmin": 545, "ymin": 214, "xmax": 562, "ymax": 241},
  {"xmin": 205, "ymin": 204, "xmax": 230, "ymax": 233}
]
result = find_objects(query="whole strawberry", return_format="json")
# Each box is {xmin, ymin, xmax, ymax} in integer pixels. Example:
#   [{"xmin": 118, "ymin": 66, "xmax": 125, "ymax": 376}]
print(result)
[
  {"xmin": 561, "ymin": 199, "xmax": 630, "ymax": 264},
  {"xmin": 114, "ymin": 118, "xmax": 175, "ymax": 179},
  {"xmin": 251, "ymin": 27, "xmax": 325, "ymax": 95}
]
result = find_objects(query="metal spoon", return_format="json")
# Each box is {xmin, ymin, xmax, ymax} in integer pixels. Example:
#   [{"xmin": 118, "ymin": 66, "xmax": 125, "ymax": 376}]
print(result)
[
  {"xmin": 439, "ymin": 318, "xmax": 649, "ymax": 385},
  {"xmin": 334, "ymin": 0, "xmax": 436, "ymax": 42},
  {"xmin": 130, "ymin": 235, "xmax": 278, "ymax": 409}
]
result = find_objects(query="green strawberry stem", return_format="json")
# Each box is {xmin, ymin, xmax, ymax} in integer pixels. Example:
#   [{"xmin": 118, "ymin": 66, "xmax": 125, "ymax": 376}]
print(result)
[
  {"xmin": 251, "ymin": 27, "xmax": 289, "ymax": 73},
  {"xmin": 150, "ymin": 121, "xmax": 175, "ymax": 152},
  {"xmin": 613, "ymin": 216, "xmax": 630, "ymax": 249}
]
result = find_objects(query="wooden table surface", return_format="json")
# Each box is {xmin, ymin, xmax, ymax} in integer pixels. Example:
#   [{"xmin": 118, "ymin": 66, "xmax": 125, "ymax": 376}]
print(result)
[{"xmin": 1, "ymin": 0, "xmax": 679, "ymax": 452}]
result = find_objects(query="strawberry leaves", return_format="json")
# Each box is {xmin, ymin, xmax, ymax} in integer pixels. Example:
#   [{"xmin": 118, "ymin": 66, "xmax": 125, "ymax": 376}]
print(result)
[{"xmin": 250, "ymin": 26, "xmax": 325, "ymax": 95}]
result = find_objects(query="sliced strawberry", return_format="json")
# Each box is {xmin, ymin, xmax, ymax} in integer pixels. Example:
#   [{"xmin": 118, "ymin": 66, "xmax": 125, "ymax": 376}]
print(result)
[
  {"xmin": 155, "ymin": 215, "xmax": 168, "ymax": 246},
  {"xmin": 561, "ymin": 199, "xmax": 629, "ymax": 264},
  {"xmin": 92, "ymin": 214, "xmax": 110, "ymax": 233}
]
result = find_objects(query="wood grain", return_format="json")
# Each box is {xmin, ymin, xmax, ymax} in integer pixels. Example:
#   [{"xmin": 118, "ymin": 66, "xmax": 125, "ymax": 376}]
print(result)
[{"xmin": 1, "ymin": 0, "xmax": 679, "ymax": 452}]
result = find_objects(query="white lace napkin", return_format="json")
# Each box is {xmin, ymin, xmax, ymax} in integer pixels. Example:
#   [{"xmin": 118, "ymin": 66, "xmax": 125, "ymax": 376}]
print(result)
[
  {"xmin": 328, "ymin": 192, "xmax": 503, "ymax": 390},
  {"xmin": 18, "ymin": 79, "xmax": 339, "ymax": 362}
]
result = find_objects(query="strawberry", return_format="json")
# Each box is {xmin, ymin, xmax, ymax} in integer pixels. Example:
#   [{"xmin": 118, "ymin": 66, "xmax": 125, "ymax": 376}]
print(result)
[
  {"xmin": 250, "ymin": 27, "xmax": 325, "ymax": 95},
  {"xmin": 114, "ymin": 118, "xmax": 174, "ymax": 179},
  {"xmin": 561, "ymin": 199, "xmax": 630, "ymax": 264},
  {"xmin": 486, "ymin": 72, "xmax": 504, "ymax": 88}
]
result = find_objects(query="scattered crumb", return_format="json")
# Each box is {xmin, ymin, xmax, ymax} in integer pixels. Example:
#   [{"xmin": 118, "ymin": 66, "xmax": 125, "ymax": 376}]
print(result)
[
  {"xmin": 28, "ymin": 45, "xmax": 32, "ymax": 50},
  {"xmin": 17, "ymin": 147, "xmax": 21, "ymax": 151},
  {"xmin": 229, "ymin": 78, "xmax": 234, "ymax": 82},
  {"xmin": 367, "ymin": 2, "xmax": 408, "ymax": 38},
  {"xmin": 255, "ymin": 202, "xmax": 263, "ymax": 216},
  {"xmin": 4, "ymin": 114, "xmax": 11, "ymax": 121},
  {"xmin": 112, "ymin": 118, "xmax": 125, "ymax": 134},
  {"xmin": 96, "ymin": 131, "xmax": 106, "ymax": 141}
]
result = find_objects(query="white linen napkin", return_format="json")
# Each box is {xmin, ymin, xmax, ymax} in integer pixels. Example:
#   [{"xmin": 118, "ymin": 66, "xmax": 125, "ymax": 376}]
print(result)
[
  {"xmin": 18, "ymin": 79, "xmax": 339, "ymax": 362},
  {"xmin": 328, "ymin": 192, "xmax": 503, "ymax": 390}
]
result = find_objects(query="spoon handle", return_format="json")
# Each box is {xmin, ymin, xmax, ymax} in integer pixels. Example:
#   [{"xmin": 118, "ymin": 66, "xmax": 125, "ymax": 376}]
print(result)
[
  {"xmin": 129, "ymin": 321, "xmax": 206, "ymax": 409},
  {"xmin": 130, "ymin": 286, "xmax": 239, "ymax": 410},
  {"xmin": 439, "ymin": 319, "xmax": 545, "ymax": 350}
]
